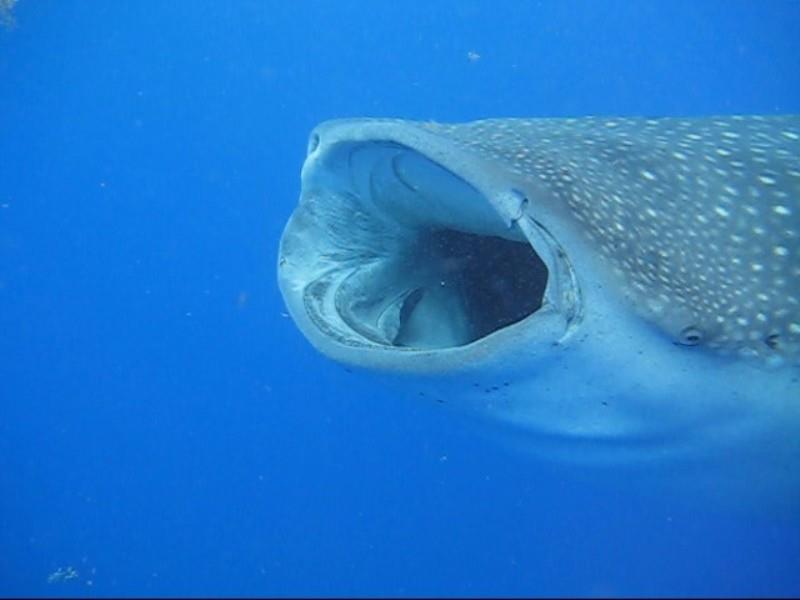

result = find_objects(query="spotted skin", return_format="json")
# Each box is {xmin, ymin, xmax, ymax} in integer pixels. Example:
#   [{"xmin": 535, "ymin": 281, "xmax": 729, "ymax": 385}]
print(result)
[{"xmin": 417, "ymin": 116, "xmax": 800, "ymax": 363}]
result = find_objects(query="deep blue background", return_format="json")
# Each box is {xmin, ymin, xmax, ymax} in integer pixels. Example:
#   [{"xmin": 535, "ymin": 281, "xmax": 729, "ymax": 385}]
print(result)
[{"xmin": 1, "ymin": 0, "xmax": 799, "ymax": 596}]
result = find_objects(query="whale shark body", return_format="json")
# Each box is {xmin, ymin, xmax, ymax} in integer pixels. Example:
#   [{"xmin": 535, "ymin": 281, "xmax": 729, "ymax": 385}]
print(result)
[{"xmin": 278, "ymin": 115, "xmax": 800, "ymax": 508}]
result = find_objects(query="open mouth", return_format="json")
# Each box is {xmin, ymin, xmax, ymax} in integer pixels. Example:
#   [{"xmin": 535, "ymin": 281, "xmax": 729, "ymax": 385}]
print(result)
[{"xmin": 279, "ymin": 128, "xmax": 581, "ymax": 364}]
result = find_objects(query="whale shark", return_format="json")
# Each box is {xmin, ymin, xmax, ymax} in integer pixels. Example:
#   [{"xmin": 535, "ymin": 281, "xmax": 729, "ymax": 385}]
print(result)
[{"xmin": 277, "ymin": 115, "xmax": 800, "ymax": 508}]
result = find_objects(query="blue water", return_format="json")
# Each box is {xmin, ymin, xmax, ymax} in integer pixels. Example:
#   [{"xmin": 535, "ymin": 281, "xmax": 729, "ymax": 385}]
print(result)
[{"xmin": 1, "ymin": 1, "xmax": 799, "ymax": 596}]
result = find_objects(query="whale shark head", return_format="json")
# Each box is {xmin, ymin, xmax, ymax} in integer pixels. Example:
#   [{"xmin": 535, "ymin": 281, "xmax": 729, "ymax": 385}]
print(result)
[{"xmin": 277, "ymin": 115, "xmax": 800, "ymax": 507}]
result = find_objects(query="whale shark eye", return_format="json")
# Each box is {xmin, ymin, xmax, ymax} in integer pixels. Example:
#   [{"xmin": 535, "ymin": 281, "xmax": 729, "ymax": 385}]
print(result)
[{"xmin": 678, "ymin": 326, "xmax": 703, "ymax": 346}]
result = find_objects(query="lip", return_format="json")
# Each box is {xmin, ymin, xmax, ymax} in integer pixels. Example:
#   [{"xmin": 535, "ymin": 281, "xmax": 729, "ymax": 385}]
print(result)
[{"xmin": 278, "ymin": 121, "xmax": 582, "ymax": 370}]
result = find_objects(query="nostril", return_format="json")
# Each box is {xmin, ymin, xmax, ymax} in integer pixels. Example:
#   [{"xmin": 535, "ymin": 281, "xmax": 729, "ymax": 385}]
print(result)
[{"xmin": 308, "ymin": 133, "xmax": 320, "ymax": 154}]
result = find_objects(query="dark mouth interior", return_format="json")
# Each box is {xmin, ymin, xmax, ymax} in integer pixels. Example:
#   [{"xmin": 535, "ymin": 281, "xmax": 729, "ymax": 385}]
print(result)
[
  {"xmin": 340, "ymin": 226, "xmax": 549, "ymax": 350},
  {"xmin": 405, "ymin": 228, "xmax": 547, "ymax": 344}
]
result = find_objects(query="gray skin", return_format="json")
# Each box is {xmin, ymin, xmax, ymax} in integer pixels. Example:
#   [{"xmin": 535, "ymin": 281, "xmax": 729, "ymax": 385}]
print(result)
[{"xmin": 278, "ymin": 115, "xmax": 800, "ymax": 511}]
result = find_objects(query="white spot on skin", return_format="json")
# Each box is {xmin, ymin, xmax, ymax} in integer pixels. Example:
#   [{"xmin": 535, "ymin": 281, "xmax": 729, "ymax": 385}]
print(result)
[
  {"xmin": 773, "ymin": 205, "xmax": 792, "ymax": 216},
  {"xmin": 723, "ymin": 185, "xmax": 739, "ymax": 196}
]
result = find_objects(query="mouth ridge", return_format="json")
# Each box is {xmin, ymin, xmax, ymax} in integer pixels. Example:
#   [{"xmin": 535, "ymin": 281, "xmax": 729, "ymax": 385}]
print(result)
[{"xmin": 278, "ymin": 123, "xmax": 582, "ymax": 370}]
